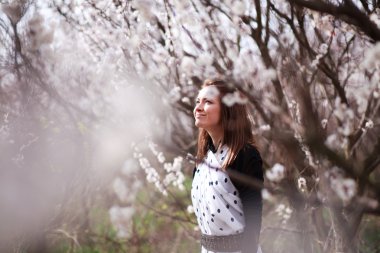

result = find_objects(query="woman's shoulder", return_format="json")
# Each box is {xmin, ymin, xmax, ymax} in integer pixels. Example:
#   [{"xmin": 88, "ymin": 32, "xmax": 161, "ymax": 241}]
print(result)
[
  {"xmin": 229, "ymin": 143, "xmax": 263, "ymax": 180},
  {"xmin": 239, "ymin": 143, "xmax": 262, "ymax": 161}
]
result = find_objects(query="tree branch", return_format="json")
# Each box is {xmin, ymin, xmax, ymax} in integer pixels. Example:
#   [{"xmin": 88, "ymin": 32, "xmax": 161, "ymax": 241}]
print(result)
[{"xmin": 289, "ymin": 0, "xmax": 380, "ymax": 42}]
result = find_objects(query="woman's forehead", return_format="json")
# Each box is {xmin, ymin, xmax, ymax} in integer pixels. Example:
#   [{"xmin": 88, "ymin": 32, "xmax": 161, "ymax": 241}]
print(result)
[{"xmin": 197, "ymin": 86, "xmax": 220, "ymax": 99}]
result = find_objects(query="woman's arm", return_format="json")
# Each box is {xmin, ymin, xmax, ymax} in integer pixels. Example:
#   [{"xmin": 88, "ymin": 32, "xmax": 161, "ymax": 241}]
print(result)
[{"xmin": 229, "ymin": 145, "xmax": 264, "ymax": 253}]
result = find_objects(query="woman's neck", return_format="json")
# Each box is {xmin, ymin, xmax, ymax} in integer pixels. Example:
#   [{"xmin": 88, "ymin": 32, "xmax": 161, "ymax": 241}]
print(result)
[{"xmin": 208, "ymin": 129, "xmax": 223, "ymax": 151}]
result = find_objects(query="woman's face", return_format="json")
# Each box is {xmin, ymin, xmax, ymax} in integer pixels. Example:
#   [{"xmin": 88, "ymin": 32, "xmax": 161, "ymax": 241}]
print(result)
[{"xmin": 194, "ymin": 86, "xmax": 222, "ymax": 130}]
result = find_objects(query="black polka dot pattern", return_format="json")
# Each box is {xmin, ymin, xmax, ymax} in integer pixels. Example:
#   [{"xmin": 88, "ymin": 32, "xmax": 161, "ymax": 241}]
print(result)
[{"xmin": 190, "ymin": 145, "xmax": 245, "ymax": 241}]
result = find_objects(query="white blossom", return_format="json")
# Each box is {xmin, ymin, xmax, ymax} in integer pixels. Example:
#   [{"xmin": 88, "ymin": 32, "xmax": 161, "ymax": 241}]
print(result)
[
  {"xmin": 325, "ymin": 133, "xmax": 338, "ymax": 149},
  {"xmin": 332, "ymin": 178, "xmax": 357, "ymax": 203},
  {"xmin": 325, "ymin": 166, "xmax": 344, "ymax": 180},
  {"xmin": 311, "ymin": 54, "xmax": 323, "ymax": 68},
  {"xmin": 316, "ymin": 15, "xmax": 334, "ymax": 35},
  {"xmin": 362, "ymin": 42, "xmax": 380, "ymax": 69},
  {"xmin": 370, "ymin": 13, "xmax": 380, "ymax": 29},
  {"xmin": 319, "ymin": 43, "xmax": 329, "ymax": 54},
  {"xmin": 261, "ymin": 68, "xmax": 277, "ymax": 82},
  {"xmin": 180, "ymin": 57, "xmax": 196, "ymax": 74},
  {"xmin": 339, "ymin": 121, "xmax": 353, "ymax": 136},
  {"xmin": 203, "ymin": 85, "xmax": 220, "ymax": 100},
  {"xmin": 131, "ymin": 0, "xmax": 155, "ymax": 22},
  {"xmin": 258, "ymin": 124, "xmax": 271, "ymax": 132},
  {"xmin": 181, "ymin": 97, "xmax": 191, "ymax": 104},
  {"xmin": 266, "ymin": 163, "xmax": 285, "ymax": 182},
  {"xmin": 148, "ymin": 141, "xmax": 167, "ymax": 163},
  {"xmin": 261, "ymin": 189, "xmax": 274, "ymax": 201},
  {"xmin": 321, "ymin": 119, "xmax": 328, "ymax": 129},
  {"xmin": 126, "ymin": 35, "xmax": 141, "ymax": 50},
  {"xmin": 168, "ymin": 87, "xmax": 181, "ymax": 103},
  {"xmin": 157, "ymin": 152, "xmax": 166, "ymax": 163},
  {"xmin": 187, "ymin": 205, "xmax": 194, "ymax": 214},
  {"xmin": 196, "ymin": 53, "xmax": 213, "ymax": 66},
  {"xmin": 365, "ymin": 119, "xmax": 374, "ymax": 129},
  {"xmin": 279, "ymin": 32, "xmax": 295, "ymax": 46},
  {"xmin": 222, "ymin": 91, "xmax": 248, "ymax": 107},
  {"xmin": 121, "ymin": 159, "xmax": 139, "ymax": 175},
  {"xmin": 163, "ymin": 156, "xmax": 185, "ymax": 191},
  {"xmin": 326, "ymin": 167, "xmax": 357, "ymax": 203},
  {"xmin": 297, "ymin": 177, "xmax": 307, "ymax": 192},
  {"xmin": 172, "ymin": 0, "xmax": 190, "ymax": 11},
  {"xmin": 163, "ymin": 173, "xmax": 176, "ymax": 186},
  {"xmin": 109, "ymin": 206, "xmax": 135, "ymax": 238},
  {"xmin": 113, "ymin": 177, "xmax": 128, "ymax": 202},
  {"xmin": 275, "ymin": 204, "xmax": 292, "ymax": 224},
  {"xmin": 231, "ymin": 2, "xmax": 246, "ymax": 16}
]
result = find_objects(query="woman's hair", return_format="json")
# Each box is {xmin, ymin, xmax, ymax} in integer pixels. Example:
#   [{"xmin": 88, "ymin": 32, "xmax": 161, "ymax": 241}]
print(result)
[{"xmin": 196, "ymin": 79, "xmax": 256, "ymax": 170}]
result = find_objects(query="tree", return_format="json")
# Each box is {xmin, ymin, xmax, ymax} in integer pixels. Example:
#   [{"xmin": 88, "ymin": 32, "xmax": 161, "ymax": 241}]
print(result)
[{"xmin": 1, "ymin": 0, "xmax": 380, "ymax": 252}]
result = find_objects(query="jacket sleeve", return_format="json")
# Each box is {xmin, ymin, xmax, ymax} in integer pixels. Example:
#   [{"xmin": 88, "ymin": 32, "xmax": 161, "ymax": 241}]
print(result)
[{"xmin": 230, "ymin": 146, "xmax": 263, "ymax": 253}]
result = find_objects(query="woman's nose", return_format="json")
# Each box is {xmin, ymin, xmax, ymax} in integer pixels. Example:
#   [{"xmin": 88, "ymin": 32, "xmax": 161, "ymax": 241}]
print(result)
[{"xmin": 195, "ymin": 103, "xmax": 203, "ymax": 112}]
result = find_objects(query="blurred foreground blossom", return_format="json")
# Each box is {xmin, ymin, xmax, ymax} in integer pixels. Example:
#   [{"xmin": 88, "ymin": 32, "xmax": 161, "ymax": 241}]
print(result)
[
  {"xmin": 332, "ymin": 178, "xmax": 357, "ymax": 204},
  {"xmin": 121, "ymin": 158, "xmax": 140, "ymax": 175},
  {"xmin": 325, "ymin": 167, "xmax": 357, "ymax": 204},
  {"xmin": 261, "ymin": 189, "xmax": 274, "ymax": 202},
  {"xmin": 258, "ymin": 124, "xmax": 271, "ymax": 132},
  {"xmin": 187, "ymin": 205, "xmax": 194, "ymax": 214},
  {"xmin": 109, "ymin": 206, "xmax": 135, "ymax": 238},
  {"xmin": 266, "ymin": 163, "xmax": 285, "ymax": 182},
  {"xmin": 275, "ymin": 204, "xmax": 292, "ymax": 224},
  {"xmin": 204, "ymin": 85, "xmax": 220, "ymax": 100},
  {"xmin": 222, "ymin": 91, "xmax": 248, "ymax": 107},
  {"xmin": 1, "ymin": 0, "xmax": 379, "ymax": 252},
  {"xmin": 113, "ymin": 177, "xmax": 128, "ymax": 202}
]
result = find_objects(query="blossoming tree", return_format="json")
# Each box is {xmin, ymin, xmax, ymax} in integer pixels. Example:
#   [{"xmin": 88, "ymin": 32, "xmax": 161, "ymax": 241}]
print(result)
[{"xmin": 1, "ymin": 0, "xmax": 380, "ymax": 252}]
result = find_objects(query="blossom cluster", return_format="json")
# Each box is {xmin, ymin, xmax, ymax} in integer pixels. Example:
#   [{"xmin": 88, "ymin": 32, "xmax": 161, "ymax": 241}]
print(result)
[
  {"xmin": 133, "ymin": 142, "xmax": 186, "ymax": 196},
  {"xmin": 324, "ymin": 167, "xmax": 357, "ymax": 204},
  {"xmin": 275, "ymin": 203, "xmax": 293, "ymax": 224},
  {"xmin": 266, "ymin": 163, "xmax": 285, "ymax": 182}
]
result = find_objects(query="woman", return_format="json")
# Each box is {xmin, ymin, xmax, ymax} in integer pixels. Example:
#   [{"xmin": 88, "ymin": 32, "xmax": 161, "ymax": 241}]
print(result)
[{"xmin": 191, "ymin": 79, "xmax": 263, "ymax": 253}]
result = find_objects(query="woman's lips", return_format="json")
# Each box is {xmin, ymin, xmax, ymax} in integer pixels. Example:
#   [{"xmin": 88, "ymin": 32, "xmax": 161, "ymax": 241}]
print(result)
[{"xmin": 195, "ymin": 114, "xmax": 206, "ymax": 118}]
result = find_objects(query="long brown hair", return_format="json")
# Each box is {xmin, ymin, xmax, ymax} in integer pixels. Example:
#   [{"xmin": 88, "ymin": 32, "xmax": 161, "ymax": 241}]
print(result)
[{"xmin": 196, "ymin": 79, "xmax": 256, "ymax": 170}]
